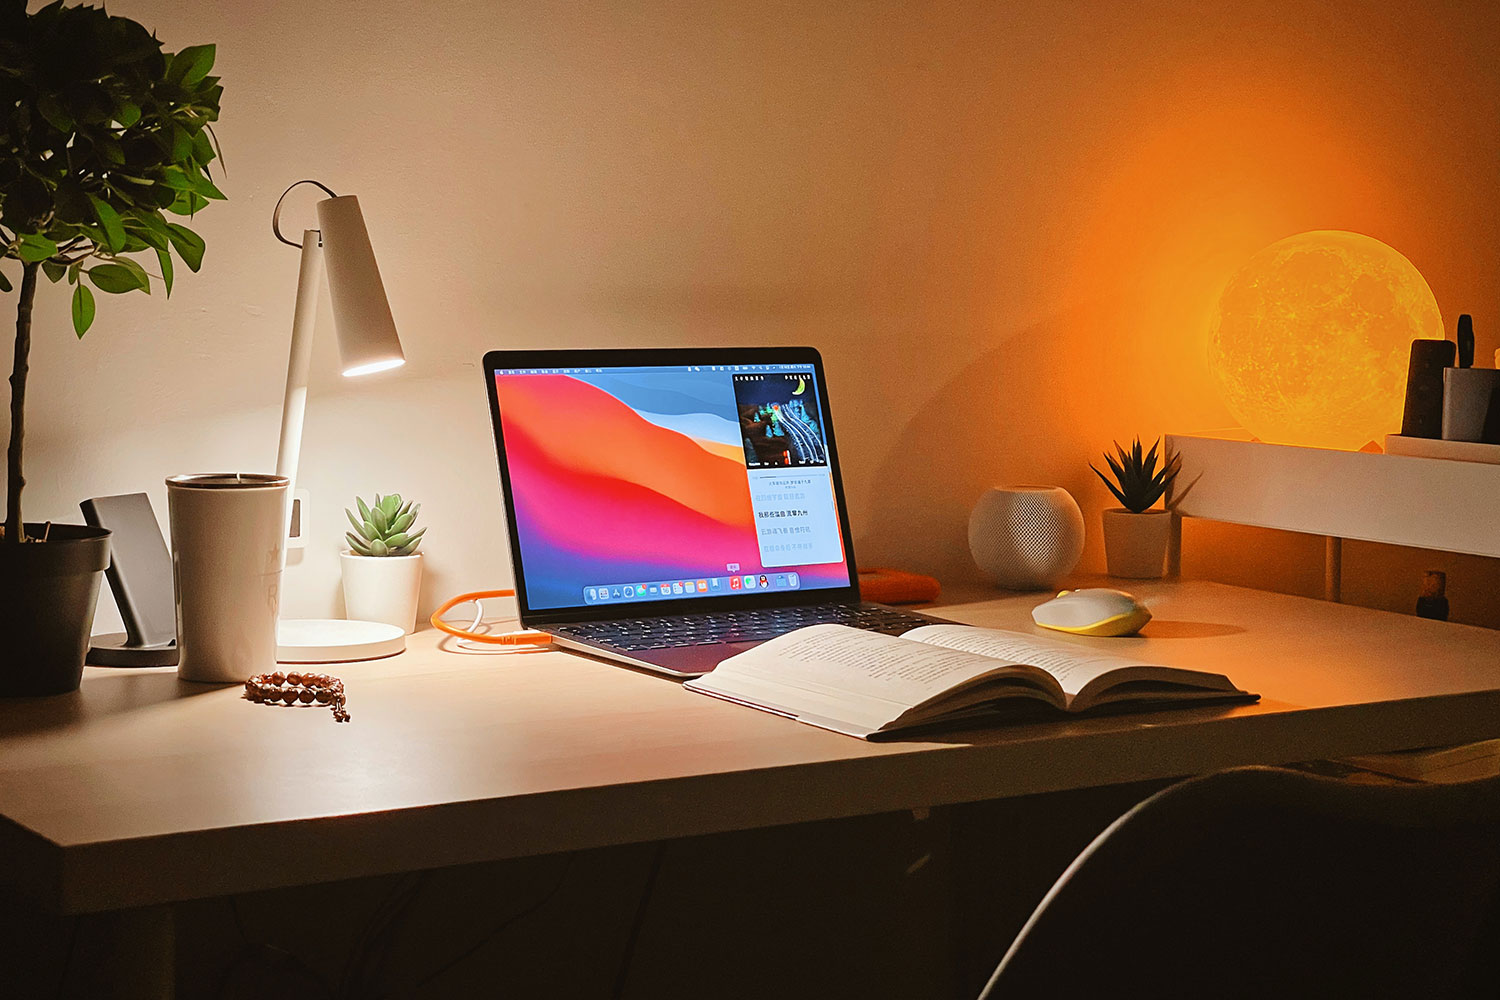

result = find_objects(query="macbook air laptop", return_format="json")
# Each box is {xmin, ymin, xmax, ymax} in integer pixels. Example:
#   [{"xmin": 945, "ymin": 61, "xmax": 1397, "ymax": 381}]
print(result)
[{"xmin": 483, "ymin": 347, "xmax": 951, "ymax": 677}]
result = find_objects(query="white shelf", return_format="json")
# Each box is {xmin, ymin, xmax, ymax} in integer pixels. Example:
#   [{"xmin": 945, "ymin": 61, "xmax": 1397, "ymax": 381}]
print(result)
[
  {"xmin": 1384, "ymin": 434, "xmax": 1500, "ymax": 466},
  {"xmin": 1165, "ymin": 433, "xmax": 1500, "ymax": 560}
]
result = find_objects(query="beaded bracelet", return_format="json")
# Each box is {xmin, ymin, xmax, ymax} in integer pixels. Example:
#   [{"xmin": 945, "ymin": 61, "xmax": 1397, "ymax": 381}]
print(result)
[{"xmin": 244, "ymin": 671, "xmax": 350, "ymax": 723}]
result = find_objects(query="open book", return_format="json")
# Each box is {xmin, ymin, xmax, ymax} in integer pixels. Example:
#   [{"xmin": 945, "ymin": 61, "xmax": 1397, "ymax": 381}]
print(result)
[{"xmin": 684, "ymin": 623, "xmax": 1256, "ymax": 739}]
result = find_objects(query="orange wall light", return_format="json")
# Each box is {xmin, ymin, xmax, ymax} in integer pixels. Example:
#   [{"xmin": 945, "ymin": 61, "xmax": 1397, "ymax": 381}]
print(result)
[{"xmin": 1207, "ymin": 230, "xmax": 1444, "ymax": 451}]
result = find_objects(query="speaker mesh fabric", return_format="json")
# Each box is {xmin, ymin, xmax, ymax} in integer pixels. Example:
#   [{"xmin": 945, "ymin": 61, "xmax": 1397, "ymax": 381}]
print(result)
[{"xmin": 968, "ymin": 486, "xmax": 1085, "ymax": 590}]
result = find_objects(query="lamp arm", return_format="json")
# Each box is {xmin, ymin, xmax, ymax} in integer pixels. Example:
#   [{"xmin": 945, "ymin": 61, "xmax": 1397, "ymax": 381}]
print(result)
[{"xmin": 276, "ymin": 230, "xmax": 325, "ymax": 534}]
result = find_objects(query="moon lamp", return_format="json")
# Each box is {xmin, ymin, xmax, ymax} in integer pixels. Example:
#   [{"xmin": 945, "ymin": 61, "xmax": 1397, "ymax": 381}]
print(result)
[{"xmin": 1207, "ymin": 230, "xmax": 1445, "ymax": 451}]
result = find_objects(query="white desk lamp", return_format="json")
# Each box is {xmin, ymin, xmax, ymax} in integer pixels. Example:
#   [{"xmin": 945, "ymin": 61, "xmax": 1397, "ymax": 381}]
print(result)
[{"xmin": 271, "ymin": 180, "xmax": 408, "ymax": 662}]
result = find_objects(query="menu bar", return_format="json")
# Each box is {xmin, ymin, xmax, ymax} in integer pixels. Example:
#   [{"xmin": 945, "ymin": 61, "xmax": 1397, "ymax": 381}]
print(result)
[{"xmin": 496, "ymin": 364, "xmax": 814, "ymax": 375}]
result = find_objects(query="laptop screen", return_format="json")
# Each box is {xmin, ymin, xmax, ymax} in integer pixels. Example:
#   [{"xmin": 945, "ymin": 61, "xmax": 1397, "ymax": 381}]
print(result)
[{"xmin": 490, "ymin": 356, "xmax": 855, "ymax": 613}]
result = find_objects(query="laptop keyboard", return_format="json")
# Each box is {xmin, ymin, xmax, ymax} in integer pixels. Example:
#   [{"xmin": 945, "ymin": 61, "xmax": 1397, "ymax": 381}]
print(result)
[{"xmin": 554, "ymin": 604, "xmax": 936, "ymax": 652}]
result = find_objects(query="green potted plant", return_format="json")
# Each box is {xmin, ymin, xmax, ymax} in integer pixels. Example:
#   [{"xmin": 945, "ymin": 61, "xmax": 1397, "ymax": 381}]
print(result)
[
  {"xmin": 0, "ymin": 2, "xmax": 224, "ymax": 695},
  {"xmin": 1091, "ymin": 437, "xmax": 1181, "ymax": 579},
  {"xmin": 343, "ymin": 493, "xmax": 426, "ymax": 633}
]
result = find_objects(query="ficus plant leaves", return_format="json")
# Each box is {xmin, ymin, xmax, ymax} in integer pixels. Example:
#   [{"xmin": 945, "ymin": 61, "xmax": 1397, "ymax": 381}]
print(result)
[
  {"xmin": 0, "ymin": 9, "xmax": 224, "ymax": 340},
  {"xmin": 87, "ymin": 195, "xmax": 127, "ymax": 253},
  {"xmin": 156, "ymin": 247, "xmax": 173, "ymax": 296},
  {"xmin": 16, "ymin": 233, "xmax": 58, "ymax": 263},
  {"xmin": 87, "ymin": 262, "xmax": 149, "ymax": 294},
  {"xmin": 165, "ymin": 224, "xmax": 205, "ymax": 271},
  {"xmin": 71, "ymin": 284, "xmax": 95, "ymax": 337},
  {"xmin": 169, "ymin": 44, "xmax": 215, "ymax": 87},
  {"xmin": 0, "ymin": 2, "xmax": 227, "ymax": 503}
]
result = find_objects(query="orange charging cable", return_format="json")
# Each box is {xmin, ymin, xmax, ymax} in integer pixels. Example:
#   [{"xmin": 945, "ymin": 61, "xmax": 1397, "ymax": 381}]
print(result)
[{"xmin": 429, "ymin": 590, "xmax": 553, "ymax": 646}]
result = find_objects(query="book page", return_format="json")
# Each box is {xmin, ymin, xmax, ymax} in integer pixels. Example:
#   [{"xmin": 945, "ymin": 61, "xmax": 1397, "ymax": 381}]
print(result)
[
  {"xmin": 691, "ymin": 624, "xmax": 1053, "ymax": 732},
  {"xmin": 720, "ymin": 624, "xmax": 1031, "ymax": 700},
  {"xmin": 902, "ymin": 624, "xmax": 1145, "ymax": 696}
]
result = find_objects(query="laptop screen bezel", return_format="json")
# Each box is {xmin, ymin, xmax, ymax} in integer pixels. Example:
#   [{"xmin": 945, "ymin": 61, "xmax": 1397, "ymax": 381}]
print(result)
[{"xmin": 483, "ymin": 346, "xmax": 863, "ymax": 626}]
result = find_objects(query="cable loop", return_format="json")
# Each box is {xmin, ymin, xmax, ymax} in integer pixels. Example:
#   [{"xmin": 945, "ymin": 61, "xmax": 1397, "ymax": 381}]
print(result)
[
  {"xmin": 429, "ymin": 590, "xmax": 553, "ymax": 647},
  {"xmin": 272, "ymin": 179, "xmax": 339, "ymax": 248}
]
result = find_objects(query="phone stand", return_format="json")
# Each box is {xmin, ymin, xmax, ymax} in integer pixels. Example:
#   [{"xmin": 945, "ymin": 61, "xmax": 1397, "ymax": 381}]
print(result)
[{"xmin": 80, "ymin": 493, "xmax": 180, "ymax": 667}]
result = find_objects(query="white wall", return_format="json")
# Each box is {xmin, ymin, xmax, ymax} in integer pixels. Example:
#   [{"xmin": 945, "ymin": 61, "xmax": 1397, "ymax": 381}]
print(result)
[{"xmin": 7, "ymin": 0, "xmax": 1500, "ymax": 631}]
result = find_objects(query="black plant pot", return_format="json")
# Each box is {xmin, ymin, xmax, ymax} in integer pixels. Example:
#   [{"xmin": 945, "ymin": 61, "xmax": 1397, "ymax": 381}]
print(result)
[{"xmin": 0, "ymin": 523, "xmax": 111, "ymax": 696}]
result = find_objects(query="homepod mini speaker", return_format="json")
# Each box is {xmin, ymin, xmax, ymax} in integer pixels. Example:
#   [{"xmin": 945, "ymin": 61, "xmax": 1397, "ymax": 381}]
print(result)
[{"xmin": 968, "ymin": 486, "xmax": 1085, "ymax": 590}]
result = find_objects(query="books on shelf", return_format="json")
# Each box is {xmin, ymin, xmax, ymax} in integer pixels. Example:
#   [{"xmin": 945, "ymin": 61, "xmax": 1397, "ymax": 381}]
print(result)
[
  {"xmin": 684, "ymin": 623, "xmax": 1256, "ymax": 740},
  {"xmin": 1341, "ymin": 739, "xmax": 1500, "ymax": 783}
]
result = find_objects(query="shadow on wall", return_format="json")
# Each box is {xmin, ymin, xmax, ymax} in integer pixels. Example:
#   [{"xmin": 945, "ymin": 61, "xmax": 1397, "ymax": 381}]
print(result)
[{"xmin": 855, "ymin": 302, "xmax": 1116, "ymax": 586}]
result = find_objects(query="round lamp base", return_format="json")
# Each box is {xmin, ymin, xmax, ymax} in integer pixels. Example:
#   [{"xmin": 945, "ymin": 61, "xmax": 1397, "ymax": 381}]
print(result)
[{"xmin": 276, "ymin": 619, "xmax": 406, "ymax": 663}]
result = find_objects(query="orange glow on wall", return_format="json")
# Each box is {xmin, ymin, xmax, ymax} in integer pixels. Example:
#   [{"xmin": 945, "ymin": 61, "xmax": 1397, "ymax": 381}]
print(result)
[{"xmin": 1207, "ymin": 231, "xmax": 1444, "ymax": 451}]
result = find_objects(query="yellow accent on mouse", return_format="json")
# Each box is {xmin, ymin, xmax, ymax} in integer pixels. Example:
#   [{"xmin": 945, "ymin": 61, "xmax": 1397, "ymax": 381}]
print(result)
[{"xmin": 1031, "ymin": 588, "xmax": 1152, "ymax": 637}]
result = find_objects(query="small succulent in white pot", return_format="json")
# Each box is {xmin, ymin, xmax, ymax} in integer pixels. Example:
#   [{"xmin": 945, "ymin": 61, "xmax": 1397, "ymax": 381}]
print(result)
[
  {"xmin": 346, "ymin": 493, "xmax": 425, "ymax": 556},
  {"xmin": 342, "ymin": 494, "xmax": 426, "ymax": 633},
  {"xmin": 1092, "ymin": 438, "xmax": 1180, "ymax": 579}
]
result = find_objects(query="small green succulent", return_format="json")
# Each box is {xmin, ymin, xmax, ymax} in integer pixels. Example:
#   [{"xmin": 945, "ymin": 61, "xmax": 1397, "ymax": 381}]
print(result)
[
  {"xmin": 345, "ymin": 493, "xmax": 425, "ymax": 556},
  {"xmin": 1091, "ymin": 437, "xmax": 1181, "ymax": 513}
]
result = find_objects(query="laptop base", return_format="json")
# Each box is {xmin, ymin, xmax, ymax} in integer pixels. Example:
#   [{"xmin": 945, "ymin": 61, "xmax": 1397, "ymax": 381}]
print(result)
[{"xmin": 549, "ymin": 602, "xmax": 953, "ymax": 678}]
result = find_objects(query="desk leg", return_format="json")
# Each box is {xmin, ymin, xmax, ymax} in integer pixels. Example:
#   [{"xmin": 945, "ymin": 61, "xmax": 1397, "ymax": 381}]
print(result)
[{"xmin": 1324, "ymin": 536, "xmax": 1342, "ymax": 603}]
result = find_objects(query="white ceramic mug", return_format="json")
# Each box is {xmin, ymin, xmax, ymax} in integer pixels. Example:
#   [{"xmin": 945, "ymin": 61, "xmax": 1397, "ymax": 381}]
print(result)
[{"xmin": 167, "ymin": 473, "xmax": 289, "ymax": 683}]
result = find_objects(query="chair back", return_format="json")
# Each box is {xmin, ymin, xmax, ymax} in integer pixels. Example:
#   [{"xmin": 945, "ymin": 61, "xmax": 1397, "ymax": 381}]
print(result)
[{"xmin": 979, "ymin": 765, "xmax": 1500, "ymax": 999}]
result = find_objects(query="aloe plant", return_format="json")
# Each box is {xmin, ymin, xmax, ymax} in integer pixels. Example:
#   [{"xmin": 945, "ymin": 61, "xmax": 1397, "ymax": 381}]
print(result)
[
  {"xmin": 1091, "ymin": 437, "xmax": 1181, "ymax": 513},
  {"xmin": 345, "ymin": 493, "xmax": 425, "ymax": 556}
]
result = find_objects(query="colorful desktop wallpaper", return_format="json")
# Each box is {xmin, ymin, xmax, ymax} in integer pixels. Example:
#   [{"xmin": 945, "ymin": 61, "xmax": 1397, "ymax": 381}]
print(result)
[{"xmin": 495, "ymin": 370, "xmax": 850, "ymax": 609}]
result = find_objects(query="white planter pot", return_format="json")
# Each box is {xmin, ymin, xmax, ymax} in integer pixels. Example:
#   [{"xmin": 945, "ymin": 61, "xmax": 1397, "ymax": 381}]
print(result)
[
  {"xmin": 341, "ymin": 552, "xmax": 423, "ymax": 633},
  {"xmin": 1102, "ymin": 508, "xmax": 1172, "ymax": 579}
]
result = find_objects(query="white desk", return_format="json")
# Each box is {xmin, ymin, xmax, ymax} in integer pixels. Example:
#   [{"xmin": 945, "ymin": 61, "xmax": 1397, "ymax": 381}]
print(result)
[{"xmin": 3, "ymin": 579, "xmax": 1499, "ymax": 914}]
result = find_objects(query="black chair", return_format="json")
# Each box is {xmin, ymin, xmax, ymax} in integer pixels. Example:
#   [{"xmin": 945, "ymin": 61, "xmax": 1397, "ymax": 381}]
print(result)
[{"xmin": 978, "ymin": 765, "xmax": 1500, "ymax": 999}]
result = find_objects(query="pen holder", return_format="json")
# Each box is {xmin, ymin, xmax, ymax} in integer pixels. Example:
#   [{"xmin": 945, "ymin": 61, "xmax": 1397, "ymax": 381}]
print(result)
[
  {"xmin": 1441, "ymin": 368, "xmax": 1500, "ymax": 444},
  {"xmin": 167, "ymin": 473, "xmax": 289, "ymax": 683}
]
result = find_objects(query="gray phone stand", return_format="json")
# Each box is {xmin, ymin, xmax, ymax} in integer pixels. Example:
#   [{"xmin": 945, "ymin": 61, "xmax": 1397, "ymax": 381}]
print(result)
[{"xmin": 80, "ymin": 493, "xmax": 179, "ymax": 667}]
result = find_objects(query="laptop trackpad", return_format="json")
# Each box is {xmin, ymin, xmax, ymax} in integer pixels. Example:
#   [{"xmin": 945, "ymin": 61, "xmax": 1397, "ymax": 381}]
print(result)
[{"xmin": 638, "ymin": 640, "xmax": 765, "ymax": 677}]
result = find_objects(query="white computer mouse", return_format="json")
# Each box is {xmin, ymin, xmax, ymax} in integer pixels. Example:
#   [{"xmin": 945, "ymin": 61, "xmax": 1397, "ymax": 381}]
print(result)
[{"xmin": 1031, "ymin": 588, "xmax": 1151, "ymax": 637}]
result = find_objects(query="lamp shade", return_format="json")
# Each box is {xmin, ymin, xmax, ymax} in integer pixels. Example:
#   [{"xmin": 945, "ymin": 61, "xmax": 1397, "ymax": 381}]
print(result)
[{"xmin": 315, "ymin": 195, "xmax": 405, "ymax": 377}]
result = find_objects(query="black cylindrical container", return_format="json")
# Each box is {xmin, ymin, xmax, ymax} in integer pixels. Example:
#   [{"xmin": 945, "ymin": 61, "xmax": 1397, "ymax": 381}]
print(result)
[
  {"xmin": 0, "ymin": 523, "xmax": 111, "ymax": 696},
  {"xmin": 1401, "ymin": 339, "xmax": 1456, "ymax": 439}
]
